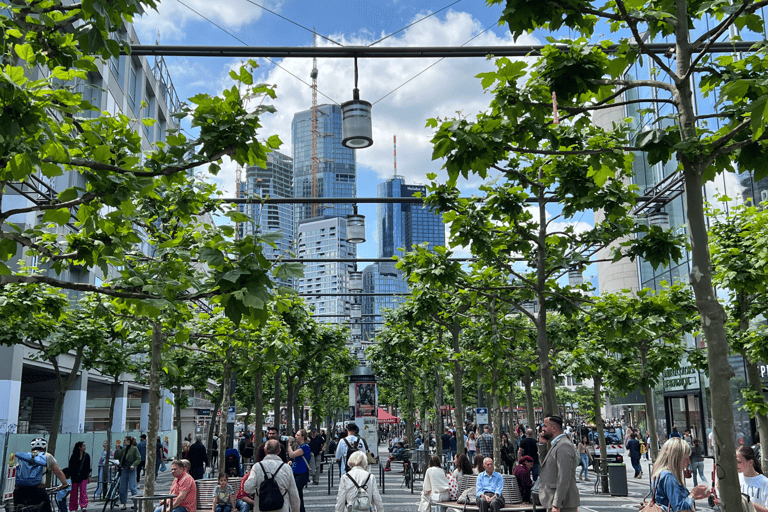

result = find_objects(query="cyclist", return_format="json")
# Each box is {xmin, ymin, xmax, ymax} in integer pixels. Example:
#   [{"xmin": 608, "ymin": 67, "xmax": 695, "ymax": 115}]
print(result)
[{"xmin": 14, "ymin": 438, "xmax": 69, "ymax": 512}]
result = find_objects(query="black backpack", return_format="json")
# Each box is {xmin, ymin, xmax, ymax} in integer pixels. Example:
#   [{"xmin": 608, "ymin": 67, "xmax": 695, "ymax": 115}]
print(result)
[
  {"xmin": 257, "ymin": 462, "xmax": 287, "ymax": 511},
  {"xmin": 344, "ymin": 437, "xmax": 362, "ymax": 466}
]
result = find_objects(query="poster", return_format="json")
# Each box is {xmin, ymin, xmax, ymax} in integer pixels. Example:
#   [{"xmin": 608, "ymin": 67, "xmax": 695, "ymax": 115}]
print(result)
[{"xmin": 355, "ymin": 383, "xmax": 376, "ymax": 417}]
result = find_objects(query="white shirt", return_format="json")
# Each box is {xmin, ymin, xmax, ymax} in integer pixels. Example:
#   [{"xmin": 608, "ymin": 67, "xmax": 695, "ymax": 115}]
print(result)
[
  {"xmin": 422, "ymin": 467, "xmax": 450, "ymax": 497},
  {"xmin": 740, "ymin": 473, "xmax": 768, "ymax": 508},
  {"xmin": 335, "ymin": 435, "xmax": 367, "ymax": 475},
  {"xmin": 335, "ymin": 467, "xmax": 384, "ymax": 512}
]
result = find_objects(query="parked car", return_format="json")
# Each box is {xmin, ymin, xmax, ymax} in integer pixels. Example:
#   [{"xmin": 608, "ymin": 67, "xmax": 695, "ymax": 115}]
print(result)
[{"xmin": 588, "ymin": 431, "xmax": 624, "ymax": 466}]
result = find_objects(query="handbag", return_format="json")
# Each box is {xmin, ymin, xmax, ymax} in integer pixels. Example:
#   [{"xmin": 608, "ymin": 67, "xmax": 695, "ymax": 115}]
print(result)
[
  {"xmin": 639, "ymin": 479, "xmax": 669, "ymax": 512},
  {"xmin": 367, "ymin": 452, "xmax": 377, "ymax": 465},
  {"xmin": 456, "ymin": 486, "xmax": 475, "ymax": 504},
  {"xmin": 684, "ymin": 469, "xmax": 692, "ymax": 479},
  {"xmin": 160, "ymin": 460, "xmax": 166, "ymax": 472}
]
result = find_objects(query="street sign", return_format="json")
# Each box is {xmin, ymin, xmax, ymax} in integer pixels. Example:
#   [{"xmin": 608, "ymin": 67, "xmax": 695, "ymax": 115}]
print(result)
[
  {"xmin": 475, "ymin": 407, "xmax": 488, "ymax": 424},
  {"xmin": 227, "ymin": 406, "xmax": 235, "ymax": 423}
]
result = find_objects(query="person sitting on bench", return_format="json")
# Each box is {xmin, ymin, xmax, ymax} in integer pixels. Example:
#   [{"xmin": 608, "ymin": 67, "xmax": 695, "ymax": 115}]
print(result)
[{"xmin": 383, "ymin": 442, "xmax": 408, "ymax": 472}]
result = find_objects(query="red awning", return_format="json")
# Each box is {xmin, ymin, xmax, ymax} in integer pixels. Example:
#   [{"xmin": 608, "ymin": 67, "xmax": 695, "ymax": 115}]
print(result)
[{"xmin": 377, "ymin": 407, "xmax": 400, "ymax": 424}]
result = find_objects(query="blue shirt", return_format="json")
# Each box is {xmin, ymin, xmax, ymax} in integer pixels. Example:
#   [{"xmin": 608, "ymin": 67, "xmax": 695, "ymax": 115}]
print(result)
[
  {"xmin": 292, "ymin": 443, "xmax": 311, "ymax": 474},
  {"xmin": 476, "ymin": 471, "xmax": 504, "ymax": 498},
  {"xmin": 653, "ymin": 470, "xmax": 694, "ymax": 511}
]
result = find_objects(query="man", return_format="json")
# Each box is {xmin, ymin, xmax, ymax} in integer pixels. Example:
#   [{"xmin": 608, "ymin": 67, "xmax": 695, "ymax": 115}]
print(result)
[
  {"xmin": 517, "ymin": 429, "xmax": 541, "ymax": 481},
  {"xmin": 239, "ymin": 433, "xmax": 255, "ymax": 463},
  {"xmin": 256, "ymin": 427, "xmax": 287, "ymax": 463},
  {"xmin": 626, "ymin": 433, "xmax": 642, "ymax": 478},
  {"xmin": 187, "ymin": 435, "xmax": 209, "ymax": 480},
  {"xmin": 308, "ymin": 428, "xmax": 325, "ymax": 485},
  {"xmin": 334, "ymin": 423, "xmax": 368, "ymax": 475},
  {"xmin": 235, "ymin": 472, "xmax": 255, "ymax": 512},
  {"xmin": 383, "ymin": 442, "xmax": 408, "ymax": 471},
  {"xmin": 244, "ymin": 440, "xmax": 300, "ymax": 512},
  {"xmin": 538, "ymin": 415, "xmax": 579, "ymax": 512},
  {"xmin": 669, "ymin": 426, "xmax": 681, "ymax": 438},
  {"xmin": 475, "ymin": 458, "xmax": 505, "ymax": 512},
  {"xmin": 136, "ymin": 434, "xmax": 147, "ymax": 484},
  {"xmin": 441, "ymin": 428, "xmax": 451, "ymax": 455},
  {"xmin": 477, "ymin": 425, "xmax": 494, "ymax": 459},
  {"xmin": 14, "ymin": 438, "xmax": 69, "ymax": 512},
  {"xmin": 154, "ymin": 460, "xmax": 196, "ymax": 512}
]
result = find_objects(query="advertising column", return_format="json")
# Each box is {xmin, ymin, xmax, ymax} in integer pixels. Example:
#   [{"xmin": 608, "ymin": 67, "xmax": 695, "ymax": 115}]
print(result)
[{"xmin": 349, "ymin": 366, "xmax": 377, "ymax": 454}]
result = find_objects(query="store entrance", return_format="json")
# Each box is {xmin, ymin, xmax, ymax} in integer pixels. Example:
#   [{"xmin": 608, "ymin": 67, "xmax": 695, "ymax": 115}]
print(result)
[{"xmin": 665, "ymin": 394, "xmax": 704, "ymax": 444}]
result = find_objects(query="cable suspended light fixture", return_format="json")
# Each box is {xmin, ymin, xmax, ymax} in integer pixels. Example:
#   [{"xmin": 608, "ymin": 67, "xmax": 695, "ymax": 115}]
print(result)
[
  {"xmin": 345, "ymin": 204, "xmax": 366, "ymax": 243},
  {"xmin": 341, "ymin": 57, "xmax": 373, "ymax": 149}
]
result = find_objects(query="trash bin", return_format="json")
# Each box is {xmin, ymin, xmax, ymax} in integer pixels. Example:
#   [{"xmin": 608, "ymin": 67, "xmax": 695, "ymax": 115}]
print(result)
[{"xmin": 608, "ymin": 463, "xmax": 628, "ymax": 496}]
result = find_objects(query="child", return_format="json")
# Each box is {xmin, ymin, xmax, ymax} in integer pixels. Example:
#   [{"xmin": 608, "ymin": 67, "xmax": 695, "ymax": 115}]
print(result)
[
  {"xmin": 212, "ymin": 473, "xmax": 235, "ymax": 512},
  {"xmin": 56, "ymin": 468, "xmax": 72, "ymax": 512}
]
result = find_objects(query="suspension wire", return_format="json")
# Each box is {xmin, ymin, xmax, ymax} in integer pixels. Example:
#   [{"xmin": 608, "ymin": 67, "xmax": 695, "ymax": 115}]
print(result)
[
  {"xmin": 368, "ymin": 0, "xmax": 464, "ymax": 47},
  {"xmin": 372, "ymin": 22, "xmax": 495, "ymax": 105},
  {"xmin": 174, "ymin": 0, "xmax": 339, "ymax": 104},
  {"xmin": 241, "ymin": 0, "xmax": 345, "ymax": 46}
]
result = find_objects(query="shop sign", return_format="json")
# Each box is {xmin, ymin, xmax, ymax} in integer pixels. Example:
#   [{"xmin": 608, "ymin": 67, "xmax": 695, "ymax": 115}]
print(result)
[{"xmin": 662, "ymin": 365, "xmax": 699, "ymax": 391}]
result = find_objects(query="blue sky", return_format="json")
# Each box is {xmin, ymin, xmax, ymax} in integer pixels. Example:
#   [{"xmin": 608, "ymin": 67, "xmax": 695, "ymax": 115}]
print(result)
[{"xmin": 132, "ymin": 0, "xmax": 594, "ymax": 277}]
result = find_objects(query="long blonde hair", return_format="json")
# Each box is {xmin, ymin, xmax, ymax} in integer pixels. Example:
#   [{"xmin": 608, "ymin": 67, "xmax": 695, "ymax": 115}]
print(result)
[{"xmin": 651, "ymin": 437, "xmax": 691, "ymax": 484}]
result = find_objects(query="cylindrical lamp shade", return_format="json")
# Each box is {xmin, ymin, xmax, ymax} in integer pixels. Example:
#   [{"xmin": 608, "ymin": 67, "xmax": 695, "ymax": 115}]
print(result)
[
  {"xmin": 648, "ymin": 210, "xmax": 670, "ymax": 230},
  {"xmin": 341, "ymin": 99, "xmax": 373, "ymax": 149},
  {"xmin": 351, "ymin": 304, "xmax": 362, "ymax": 319},
  {"xmin": 349, "ymin": 271, "xmax": 363, "ymax": 291},
  {"xmin": 346, "ymin": 214, "xmax": 366, "ymax": 243},
  {"xmin": 351, "ymin": 324, "xmax": 362, "ymax": 336},
  {"xmin": 568, "ymin": 269, "xmax": 584, "ymax": 287}
]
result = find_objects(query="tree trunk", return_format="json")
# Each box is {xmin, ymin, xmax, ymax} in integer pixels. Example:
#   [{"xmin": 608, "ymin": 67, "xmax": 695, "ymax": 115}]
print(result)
[
  {"xmin": 104, "ymin": 376, "xmax": 119, "ymax": 498},
  {"xmin": 434, "ymin": 368, "xmax": 444, "ymax": 458},
  {"xmin": 535, "ymin": 175, "xmax": 557, "ymax": 415},
  {"xmin": 492, "ymin": 376, "xmax": 502, "ymax": 470},
  {"xmin": 643, "ymin": 383, "xmax": 660, "ymax": 462},
  {"xmin": 274, "ymin": 369, "xmax": 281, "ymax": 430},
  {"xmin": 175, "ymin": 385, "xmax": 183, "ymax": 459},
  {"xmin": 143, "ymin": 322, "xmax": 163, "ymax": 512},
  {"xmin": 254, "ymin": 372, "xmax": 264, "ymax": 439},
  {"xmin": 523, "ymin": 370, "xmax": 535, "ymax": 429},
  {"xmin": 449, "ymin": 325, "xmax": 466, "ymax": 455},
  {"xmin": 507, "ymin": 386, "xmax": 515, "ymax": 440},
  {"xmin": 47, "ymin": 346, "xmax": 85, "ymax": 459},
  {"xmin": 286, "ymin": 374, "xmax": 294, "ymax": 435},
  {"xmin": 406, "ymin": 380, "xmax": 415, "ymax": 451},
  {"xmin": 593, "ymin": 375, "xmax": 608, "ymax": 493},
  {"xmin": 207, "ymin": 379, "xmax": 226, "ymax": 463},
  {"xmin": 217, "ymin": 348, "xmax": 233, "ymax": 470}
]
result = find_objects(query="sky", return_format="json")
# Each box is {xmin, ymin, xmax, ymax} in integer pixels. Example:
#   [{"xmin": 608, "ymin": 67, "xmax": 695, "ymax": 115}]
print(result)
[{"xmin": 132, "ymin": 0, "xmax": 593, "ymax": 277}]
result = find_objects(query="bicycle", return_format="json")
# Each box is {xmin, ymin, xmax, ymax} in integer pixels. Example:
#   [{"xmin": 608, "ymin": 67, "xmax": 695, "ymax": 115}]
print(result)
[{"xmin": 101, "ymin": 462, "xmax": 123, "ymax": 512}]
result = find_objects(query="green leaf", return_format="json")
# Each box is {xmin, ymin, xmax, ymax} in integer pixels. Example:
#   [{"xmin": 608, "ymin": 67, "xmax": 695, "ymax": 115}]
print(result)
[
  {"xmin": 42, "ymin": 208, "xmax": 71, "ymax": 226},
  {"xmin": 0, "ymin": 238, "xmax": 18, "ymax": 260},
  {"xmin": 0, "ymin": 262, "xmax": 10, "ymax": 275},
  {"xmin": 14, "ymin": 44, "xmax": 34, "ymax": 63}
]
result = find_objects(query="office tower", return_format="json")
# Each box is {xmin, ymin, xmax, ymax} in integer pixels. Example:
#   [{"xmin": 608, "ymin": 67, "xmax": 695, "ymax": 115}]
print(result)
[
  {"xmin": 296, "ymin": 217, "xmax": 356, "ymax": 322},
  {"xmin": 291, "ymin": 104, "xmax": 357, "ymax": 224},
  {"xmin": 241, "ymin": 151, "xmax": 294, "ymax": 269}
]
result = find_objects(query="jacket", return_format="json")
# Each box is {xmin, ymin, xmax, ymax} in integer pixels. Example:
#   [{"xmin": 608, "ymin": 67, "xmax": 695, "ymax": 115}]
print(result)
[
  {"xmin": 115, "ymin": 445, "xmax": 141, "ymax": 468},
  {"xmin": 243, "ymin": 455, "xmax": 300, "ymax": 512},
  {"xmin": 334, "ymin": 467, "xmax": 384, "ymax": 512},
  {"xmin": 538, "ymin": 435, "xmax": 580, "ymax": 510}
]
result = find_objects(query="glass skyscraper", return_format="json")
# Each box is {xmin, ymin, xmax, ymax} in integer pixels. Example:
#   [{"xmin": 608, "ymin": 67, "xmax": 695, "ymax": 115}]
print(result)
[{"xmin": 291, "ymin": 104, "xmax": 356, "ymax": 224}]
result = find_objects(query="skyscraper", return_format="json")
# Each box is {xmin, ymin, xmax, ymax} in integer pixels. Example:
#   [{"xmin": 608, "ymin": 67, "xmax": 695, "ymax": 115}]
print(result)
[
  {"xmin": 240, "ymin": 151, "xmax": 294, "ymax": 266},
  {"xmin": 291, "ymin": 104, "xmax": 357, "ymax": 224}
]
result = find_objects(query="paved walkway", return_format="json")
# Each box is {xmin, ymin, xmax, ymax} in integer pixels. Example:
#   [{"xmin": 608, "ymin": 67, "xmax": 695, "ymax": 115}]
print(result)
[{"xmin": 69, "ymin": 450, "xmax": 718, "ymax": 512}]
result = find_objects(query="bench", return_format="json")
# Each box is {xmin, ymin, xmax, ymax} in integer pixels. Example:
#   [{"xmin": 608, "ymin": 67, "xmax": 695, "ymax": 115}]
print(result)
[
  {"xmin": 434, "ymin": 474, "xmax": 537, "ymax": 512},
  {"xmin": 195, "ymin": 477, "xmax": 244, "ymax": 512}
]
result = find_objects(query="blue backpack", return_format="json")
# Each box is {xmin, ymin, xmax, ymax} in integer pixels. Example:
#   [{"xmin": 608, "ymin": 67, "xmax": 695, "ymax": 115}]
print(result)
[{"xmin": 15, "ymin": 452, "xmax": 47, "ymax": 487}]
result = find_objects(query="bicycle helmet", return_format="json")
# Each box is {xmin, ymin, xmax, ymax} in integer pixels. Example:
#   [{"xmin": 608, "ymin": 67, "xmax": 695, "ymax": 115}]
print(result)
[{"xmin": 30, "ymin": 437, "xmax": 47, "ymax": 451}]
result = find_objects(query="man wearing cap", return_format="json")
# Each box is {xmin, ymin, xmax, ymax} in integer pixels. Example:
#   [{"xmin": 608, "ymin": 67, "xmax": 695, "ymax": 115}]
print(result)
[
  {"xmin": 334, "ymin": 423, "xmax": 368, "ymax": 475},
  {"xmin": 308, "ymin": 428, "xmax": 325, "ymax": 485},
  {"xmin": 14, "ymin": 438, "xmax": 69, "ymax": 512}
]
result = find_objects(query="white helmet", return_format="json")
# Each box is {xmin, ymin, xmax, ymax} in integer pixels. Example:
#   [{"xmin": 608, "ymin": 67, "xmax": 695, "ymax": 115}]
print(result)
[{"xmin": 30, "ymin": 438, "xmax": 47, "ymax": 451}]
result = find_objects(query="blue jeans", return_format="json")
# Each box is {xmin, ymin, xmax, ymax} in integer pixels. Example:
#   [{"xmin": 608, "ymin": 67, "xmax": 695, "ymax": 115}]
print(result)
[
  {"xmin": 631, "ymin": 456, "xmax": 642, "ymax": 477},
  {"xmin": 691, "ymin": 461, "xmax": 706, "ymax": 485},
  {"xmin": 235, "ymin": 500, "xmax": 252, "ymax": 512},
  {"xmin": 215, "ymin": 505, "xmax": 231, "ymax": 512},
  {"xmin": 532, "ymin": 463, "xmax": 540, "ymax": 482},
  {"xmin": 119, "ymin": 467, "xmax": 137, "ymax": 505},
  {"xmin": 154, "ymin": 507, "xmax": 188, "ymax": 512},
  {"xmin": 580, "ymin": 454, "xmax": 590, "ymax": 479},
  {"xmin": 294, "ymin": 472, "xmax": 308, "ymax": 512}
]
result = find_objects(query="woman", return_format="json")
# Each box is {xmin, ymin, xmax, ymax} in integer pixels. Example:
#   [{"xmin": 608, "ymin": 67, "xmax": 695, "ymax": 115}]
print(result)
[
  {"xmin": 94, "ymin": 440, "xmax": 109, "ymax": 499},
  {"xmin": 452, "ymin": 453, "xmax": 473, "ymax": 482},
  {"xmin": 577, "ymin": 436, "xmax": 592, "ymax": 481},
  {"xmin": 182, "ymin": 441, "xmax": 190, "ymax": 460},
  {"xmin": 335, "ymin": 451, "xmax": 384, "ymax": 512},
  {"xmin": 500, "ymin": 434, "xmax": 515, "ymax": 474},
  {"xmin": 115, "ymin": 436, "xmax": 140, "ymax": 511},
  {"xmin": 466, "ymin": 432, "xmax": 477, "ymax": 459},
  {"xmin": 287, "ymin": 429, "xmax": 311, "ymax": 512},
  {"xmin": 419, "ymin": 455, "xmax": 450, "ymax": 512},
  {"xmin": 690, "ymin": 439, "xmax": 706, "ymax": 486},
  {"xmin": 737, "ymin": 445, "xmax": 768, "ymax": 512},
  {"xmin": 513, "ymin": 455, "xmax": 534, "ymax": 503},
  {"xmin": 472, "ymin": 454, "xmax": 484, "ymax": 475},
  {"xmin": 68, "ymin": 441, "xmax": 91, "ymax": 512},
  {"xmin": 650, "ymin": 438, "xmax": 710, "ymax": 511}
]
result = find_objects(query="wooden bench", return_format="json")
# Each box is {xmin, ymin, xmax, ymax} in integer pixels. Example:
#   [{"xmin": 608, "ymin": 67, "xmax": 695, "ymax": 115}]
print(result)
[
  {"xmin": 195, "ymin": 476, "xmax": 244, "ymax": 512},
  {"xmin": 434, "ymin": 474, "xmax": 537, "ymax": 512}
]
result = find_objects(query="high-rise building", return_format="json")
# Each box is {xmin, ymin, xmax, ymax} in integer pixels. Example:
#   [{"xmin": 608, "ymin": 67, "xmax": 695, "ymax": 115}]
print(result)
[
  {"xmin": 240, "ymin": 151, "xmax": 294, "ymax": 269},
  {"xmin": 361, "ymin": 176, "xmax": 446, "ymax": 342},
  {"xmin": 296, "ymin": 217, "xmax": 356, "ymax": 322},
  {"xmin": 291, "ymin": 104, "xmax": 357, "ymax": 224}
]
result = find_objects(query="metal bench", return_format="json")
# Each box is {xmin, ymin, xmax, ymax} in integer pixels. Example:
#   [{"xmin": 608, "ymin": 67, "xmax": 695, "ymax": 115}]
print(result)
[
  {"xmin": 195, "ymin": 477, "xmax": 244, "ymax": 512},
  {"xmin": 434, "ymin": 474, "xmax": 537, "ymax": 512}
]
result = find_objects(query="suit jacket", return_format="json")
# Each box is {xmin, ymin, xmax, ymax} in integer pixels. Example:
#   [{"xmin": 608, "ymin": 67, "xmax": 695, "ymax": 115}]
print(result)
[{"xmin": 538, "ymin": 435, "xmax": 580, "ymax": 510}]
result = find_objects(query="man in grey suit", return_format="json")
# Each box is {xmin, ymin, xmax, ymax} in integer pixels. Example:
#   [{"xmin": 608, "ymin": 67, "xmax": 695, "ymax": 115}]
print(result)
[{"xmin": 538, "ymin": 415, "xmax": 579, "ymax": 512}]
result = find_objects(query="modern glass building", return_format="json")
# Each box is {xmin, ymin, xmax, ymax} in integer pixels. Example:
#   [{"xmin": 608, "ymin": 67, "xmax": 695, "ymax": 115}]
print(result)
[
  {"xmin": 291, "ymin": 104, "xmax": 357, "ymax": 225},
  {"xmin": 240, "ymin": 151, "xmax": 295, "ymax": 270}
]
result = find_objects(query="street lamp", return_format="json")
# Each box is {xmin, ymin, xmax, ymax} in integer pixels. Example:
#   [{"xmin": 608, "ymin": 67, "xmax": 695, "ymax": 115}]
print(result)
[{"xmin": 341, "ymin": 57, "xmax": 373, "ymax": 149}]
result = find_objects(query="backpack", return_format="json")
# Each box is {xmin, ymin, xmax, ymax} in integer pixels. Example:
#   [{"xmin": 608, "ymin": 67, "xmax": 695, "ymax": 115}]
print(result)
[
  {"xmin": 345, "ymin": 473, "xmax": 371, "ymax": 512},
  {"xmin": 344, "ymin": 437, "xmax": 362, "ymax": 466},
  {"xmin": 224, "ymin": 449, "xmax": 240, "ymax": 477},
  {"xmin": 257, "ymin": 462, "xmax": 287, "ymax": 511},
  {"xmin": 15, "ymin": 452, "xmax": 47, "ymax": 487}
]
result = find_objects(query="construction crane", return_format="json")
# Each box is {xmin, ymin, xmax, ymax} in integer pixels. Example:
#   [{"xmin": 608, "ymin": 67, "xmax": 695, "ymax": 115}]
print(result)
[{"xmin": 310, "ymin": 30, "xmax": 319, "ymax": 218}]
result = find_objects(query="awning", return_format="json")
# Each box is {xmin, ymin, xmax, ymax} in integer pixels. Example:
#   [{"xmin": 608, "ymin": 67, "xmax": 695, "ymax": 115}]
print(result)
[{"xmin": 378, "ymin": 407, "xmax": 400, "ymax": 424}]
